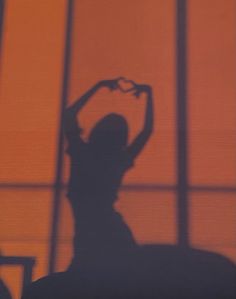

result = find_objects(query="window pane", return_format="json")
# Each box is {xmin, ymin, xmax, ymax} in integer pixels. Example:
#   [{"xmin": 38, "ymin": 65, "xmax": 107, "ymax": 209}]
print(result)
[
  {"xmin": 188, "ymin": 0, "xmax": 236, "ymax": 185},
  {"xmin": 0, "ymin": 0, "xmax": 66, "ymax": 183},
  {"xmin": 0, "ymin": 189, "xmax": 52, "ymax": 241},
  {"xmin": 65, "ymin": 0, "xmax": 176, "ymax": 185},
  {"xmin": 189, "ymin": 192, "xmax": 236, "ymax": 263}
]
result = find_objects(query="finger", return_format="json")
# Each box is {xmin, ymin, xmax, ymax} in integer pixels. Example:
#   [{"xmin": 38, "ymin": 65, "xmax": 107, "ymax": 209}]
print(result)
[
  {"xmin": 116, "ymin": 76, "xmax": 125, "ymax": 82},
  {"xmin": 133, "ymin": 91, "xmax": 140, "ymax": 98},
  {"xmin": 129, "ymin": 79, "xmax": 137, "ymax": 86}
]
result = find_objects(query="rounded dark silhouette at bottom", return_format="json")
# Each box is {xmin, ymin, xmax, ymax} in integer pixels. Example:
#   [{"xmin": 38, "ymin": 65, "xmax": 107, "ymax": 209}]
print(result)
[
  {"xmin": 22, "ymin": 245, "xmax": 236, "ymax": 299},
  {"xmin": 22, "ymin": 80, "xmax": 236, "ymax": 298}
]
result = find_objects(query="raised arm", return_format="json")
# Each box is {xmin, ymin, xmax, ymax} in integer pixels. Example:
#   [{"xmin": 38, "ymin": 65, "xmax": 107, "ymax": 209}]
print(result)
[
  {"xmin": 64, "ymin": 79, "xmax": 120, "ymax": 135},
  {"xmin": 126, "ymin": 84, "xmax": 153, "ymax": 160}
]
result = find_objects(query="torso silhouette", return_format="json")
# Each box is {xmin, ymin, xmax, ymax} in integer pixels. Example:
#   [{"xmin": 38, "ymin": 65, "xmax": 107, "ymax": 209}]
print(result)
[{"xmin": 66, "ymin": 129, "xmax": 136, "ymax": 260}]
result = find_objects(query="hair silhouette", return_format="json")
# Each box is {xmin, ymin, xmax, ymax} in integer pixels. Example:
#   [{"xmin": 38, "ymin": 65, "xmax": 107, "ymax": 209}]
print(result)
[{"xmin": 89, "ymin": 113, "xmax": 128, "ymax": 152}]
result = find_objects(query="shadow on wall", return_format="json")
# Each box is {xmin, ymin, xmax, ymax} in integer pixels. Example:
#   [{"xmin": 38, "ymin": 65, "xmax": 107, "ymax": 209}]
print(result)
[
  {"xmin": 0, "ymin": 255, "xmax": 35, "ymax": 299},
  {"xmin": 22, "ymin": 80, "xmax": 236, "ymax": 299},
  {"xmin": 22, "ymin": 246, "xmax": 236, "ymax": 299},
  {"xmin": 0, "ymin": 279, "xmax": 12, "ymax": 299}
]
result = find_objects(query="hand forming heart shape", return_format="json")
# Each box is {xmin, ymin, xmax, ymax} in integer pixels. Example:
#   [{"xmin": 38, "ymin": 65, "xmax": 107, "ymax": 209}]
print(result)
[{"xmin": 117, "ymin": 78, "xmax": 136, "ymax": 93}]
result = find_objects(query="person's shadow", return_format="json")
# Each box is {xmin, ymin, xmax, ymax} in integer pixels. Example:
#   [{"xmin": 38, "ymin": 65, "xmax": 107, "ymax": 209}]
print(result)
[{"xmin": 22, "ymin": 79, "xmax": 236, "ymax": 299}]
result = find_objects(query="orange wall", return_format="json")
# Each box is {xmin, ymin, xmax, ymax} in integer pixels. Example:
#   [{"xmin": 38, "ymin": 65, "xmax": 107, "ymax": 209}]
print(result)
[
  {"xmin": 0, "ymin": 0, "xmax": 236, "ymax": 298},
  {"xmin": 0, "ymin": 1, "xmax": 67, "ymax": 298},
  {"xmin": 189, "ymin": 0, "xmax": 236, "ymax": 186},
  {"xmin": 0, "ymin": 0, "xmax": 66, "ymax": 183}
]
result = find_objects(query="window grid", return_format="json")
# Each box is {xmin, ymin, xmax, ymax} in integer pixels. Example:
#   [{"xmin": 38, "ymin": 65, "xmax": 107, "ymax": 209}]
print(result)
[{"xmin": 0, "ymin": 0, "xmax": 235, "ymax": 277}]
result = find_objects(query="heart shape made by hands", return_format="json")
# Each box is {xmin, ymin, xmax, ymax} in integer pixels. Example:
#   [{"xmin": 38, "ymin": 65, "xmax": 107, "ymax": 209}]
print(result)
[{"xmin": 118, "ymin": 78, "xmax": 136, "ymax": 93}]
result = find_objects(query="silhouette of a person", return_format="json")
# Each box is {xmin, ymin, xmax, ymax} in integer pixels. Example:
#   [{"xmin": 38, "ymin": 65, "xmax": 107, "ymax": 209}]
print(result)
[
  {"xmin": 64, "ymin": 78, "xmax": 153, "ymax": 266},
  {"xmin": 22, "ymin": 79, "xmax": 236, "ymax": 299}
]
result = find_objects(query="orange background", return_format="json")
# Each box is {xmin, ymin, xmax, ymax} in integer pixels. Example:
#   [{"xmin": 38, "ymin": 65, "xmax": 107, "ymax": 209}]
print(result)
[{"xmin": 0, "ymin": 1, "xmax": 235, "ymax": 298}]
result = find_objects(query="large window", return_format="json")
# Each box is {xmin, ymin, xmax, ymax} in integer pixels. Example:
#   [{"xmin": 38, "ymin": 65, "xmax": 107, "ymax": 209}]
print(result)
[{"xmin": 0, "ymin": 1, "xmax": 235, "ymax": 298}]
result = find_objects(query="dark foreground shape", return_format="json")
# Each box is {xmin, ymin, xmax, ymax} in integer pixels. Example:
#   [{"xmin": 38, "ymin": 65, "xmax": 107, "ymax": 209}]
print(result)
[
  {"xmin": 0, "ymin": 279, "xmax": 12, "ymax": 299},
  {"xmin": 22, "ymin": 245, "xmax": 236, "ymax": 299}
]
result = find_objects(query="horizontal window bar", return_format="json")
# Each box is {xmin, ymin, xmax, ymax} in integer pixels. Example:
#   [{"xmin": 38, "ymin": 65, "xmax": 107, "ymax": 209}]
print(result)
[{"xmin": 0, "ymin": 183, "xmax": 236, "ymax": 193}]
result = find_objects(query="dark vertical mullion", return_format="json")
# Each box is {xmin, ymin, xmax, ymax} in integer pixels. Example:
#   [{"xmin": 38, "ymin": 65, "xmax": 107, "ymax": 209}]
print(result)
[
  {"xmin": 176, "ymin": 0, "xmax": 189, "ymax": 246},
  {"xmin": 48, "ymin": 0, "xmax": 74, "ymax": 274},
  {"xmin": 0, "ymin": 0, "xmax": 5, "ymax": 53}
]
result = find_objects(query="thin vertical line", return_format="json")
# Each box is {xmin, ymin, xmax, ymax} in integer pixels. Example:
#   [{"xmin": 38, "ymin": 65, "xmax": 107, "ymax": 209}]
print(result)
[
  {"xmin": 0, "ymin": 0, "xmax": 4, "ymax": 49},
  {"xmin": 176, "ymin": 0, "xmax": 189, "ymax": 246},
  {"xmin": 48, "ymin": 0, "xmax": 74, "ymax": 274}
]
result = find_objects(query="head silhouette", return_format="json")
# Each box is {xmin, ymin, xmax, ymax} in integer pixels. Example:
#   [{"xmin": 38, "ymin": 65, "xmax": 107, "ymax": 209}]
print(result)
[{"xmin": 89, "ymin": 113, "xmax": 128, "ymax": 154}]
